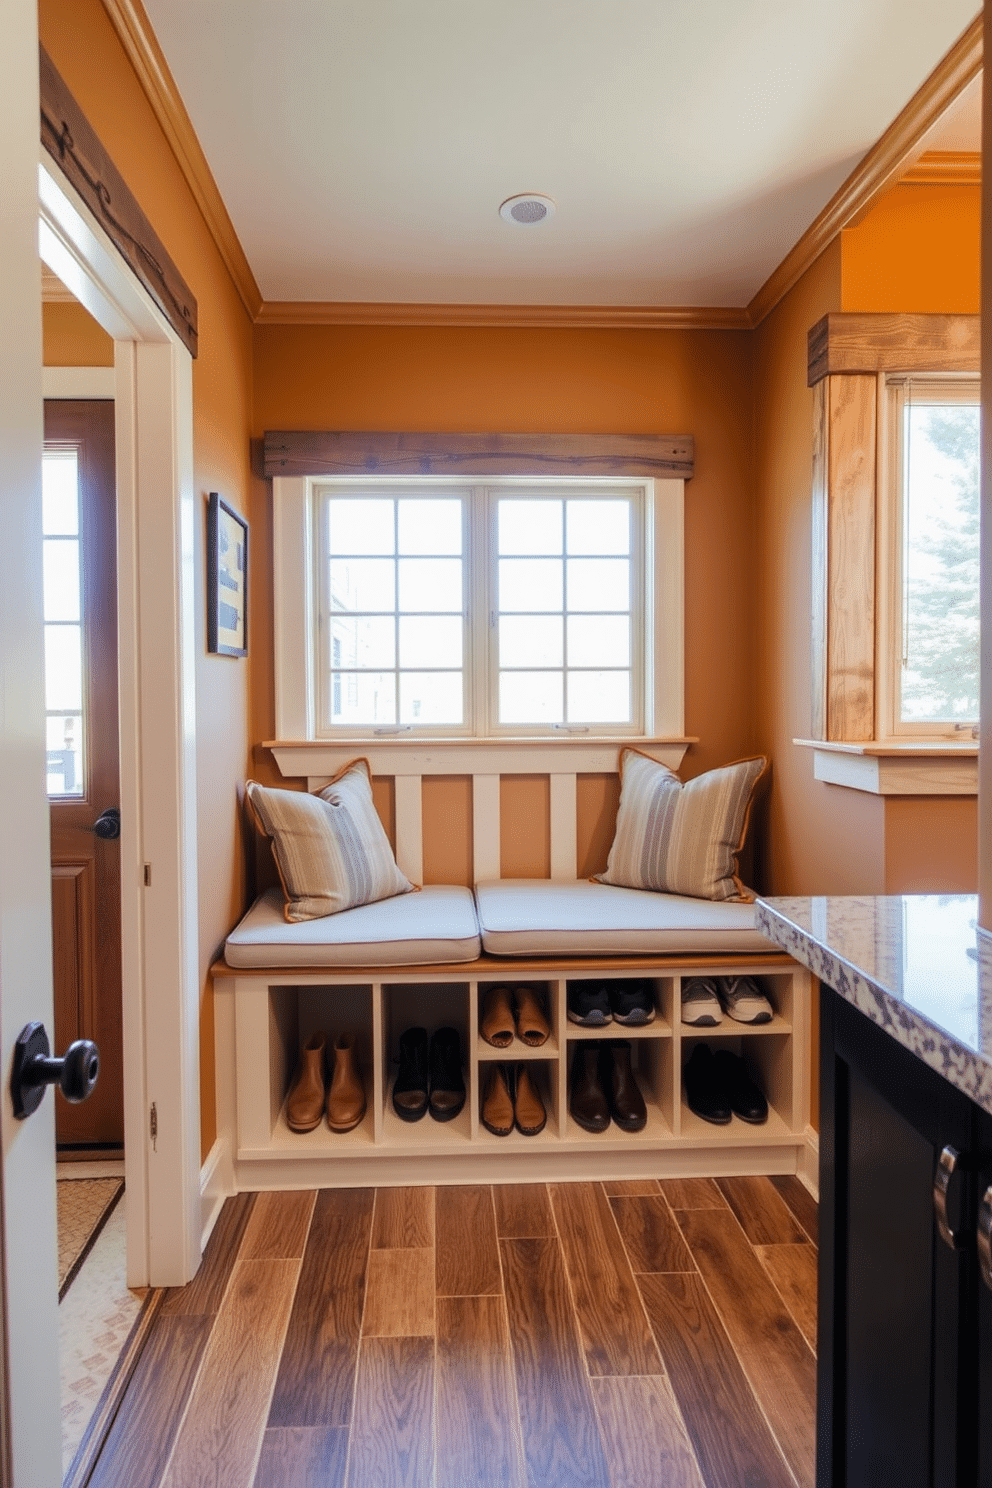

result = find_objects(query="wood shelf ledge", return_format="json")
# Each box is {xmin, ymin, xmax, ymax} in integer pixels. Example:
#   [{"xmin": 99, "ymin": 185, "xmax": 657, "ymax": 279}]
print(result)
[{"xmin": 794, "ymin": 738, "xmax": 978, "ymax": 796}]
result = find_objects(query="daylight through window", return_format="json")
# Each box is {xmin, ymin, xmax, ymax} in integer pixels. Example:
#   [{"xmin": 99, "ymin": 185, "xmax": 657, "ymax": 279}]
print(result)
[{"xmin": 312, "ymin": 481, "xmax": 646, "ymax": 737}]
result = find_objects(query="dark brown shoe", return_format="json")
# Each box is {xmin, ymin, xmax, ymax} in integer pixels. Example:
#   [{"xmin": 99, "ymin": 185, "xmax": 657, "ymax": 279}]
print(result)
[
  {"xmin": 286, "ymin": 1032, "xmax": 326, "ymax": 1132},
  {"xmin": 600, "ymin": 1040, "xmax": 647, "ymax": 1132},
  {"xmin": 481, "ymin": 1064, "xmax": 514, "ymax": 1136},
  {"xmin": 326, "ymin": 1033, "xmax": 366, "ymax": 1132},
  {"xmin": 569, "ymin": 1042, "xmax": 610, "ymax": 1133},
  {"xmin": 514, "ymin": 1063, "xmax": 546, "ymax": 1136}
]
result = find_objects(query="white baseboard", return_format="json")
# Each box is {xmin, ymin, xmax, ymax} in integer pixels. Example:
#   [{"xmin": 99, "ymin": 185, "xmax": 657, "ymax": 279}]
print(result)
[{"xmin": 199, "ymin": 1137, "xmax": 233, "ymax": 1251}]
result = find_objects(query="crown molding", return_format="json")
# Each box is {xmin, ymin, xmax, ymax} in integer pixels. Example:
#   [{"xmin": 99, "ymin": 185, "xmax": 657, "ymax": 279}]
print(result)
[
  {"xmin": 901, "ymin": 149, "xmax": 981, "ymax": 184},
  {"xmin": 100, "ymin": 0, "xmax": 263, "ymax": 320},
  {"xmin": 254, "ymin": 300, "xmax": 753, "ymax": 331},
  {"xmin": 747, "ymin": 13, "xmax": 982, "ymax": 328}
]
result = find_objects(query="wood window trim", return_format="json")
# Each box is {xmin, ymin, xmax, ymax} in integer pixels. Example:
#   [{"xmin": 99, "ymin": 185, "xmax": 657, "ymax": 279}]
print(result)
[
  {"xmin": 262, "ymin": 429, "xmax": 694, "ymax": 481},
  {"xmin": 805, "ymin": 312, "xmax": 979, "ymax": 771}
]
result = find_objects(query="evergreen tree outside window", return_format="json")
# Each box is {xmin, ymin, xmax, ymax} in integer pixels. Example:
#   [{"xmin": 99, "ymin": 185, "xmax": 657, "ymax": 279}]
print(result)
[{"xmin": 890, "ymin": 378, "xmax": 979, "ymax": 733}]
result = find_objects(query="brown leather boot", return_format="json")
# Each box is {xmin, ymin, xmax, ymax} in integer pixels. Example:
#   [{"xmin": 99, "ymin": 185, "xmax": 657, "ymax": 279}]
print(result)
[
  {"xmin": 514, "ymin": 986, "xmax": 550, "ymax": 1046},
  {"xmin": 326, "ymin": 1033, "xmax": 366, "ymax": 1132},
  {"xmin": 513, "ymin": 1063, "xmax": 546, "ymax": 1136},
  {"xmin": 481, "ymin": 1064, "xmax": 514, "ymax": 1136},
  {"xmin": 480, "ymin": 986, "xmax": 515, "ymax": 1047},
  {"xmin": 286, "ymin": 1032, "xmax": 326, "ymax": 1133}
]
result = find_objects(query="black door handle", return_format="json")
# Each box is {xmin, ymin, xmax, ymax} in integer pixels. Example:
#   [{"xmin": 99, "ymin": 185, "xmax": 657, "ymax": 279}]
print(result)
[
  {"xmin": 91, "ymin": 808, "xmax": 120, "ymax": 840},
  {"xmin": 10, "ymin": 1022, "xmax": 100, "ymax": 1119}
]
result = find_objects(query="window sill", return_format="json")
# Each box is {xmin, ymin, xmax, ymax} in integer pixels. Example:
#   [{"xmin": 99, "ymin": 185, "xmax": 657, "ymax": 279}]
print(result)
[
  {"xmin": 794, "ymin": 738, "xmax": 978, "ymax": 797},
  {"xmin": 265, "ymin": 736, "xmax": 697, "ymax": 781}
]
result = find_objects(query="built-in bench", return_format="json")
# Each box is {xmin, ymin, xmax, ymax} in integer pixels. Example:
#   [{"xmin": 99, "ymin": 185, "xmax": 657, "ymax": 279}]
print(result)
[{"xmin": 213, "ymin": 867, "xmax": 812, "ymax": 1192}]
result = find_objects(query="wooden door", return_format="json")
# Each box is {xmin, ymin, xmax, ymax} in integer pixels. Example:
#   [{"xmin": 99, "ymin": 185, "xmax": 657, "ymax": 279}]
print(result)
[{"xmin": 44, "ymin": 400, "xmax": 123, "ymax": 1148}]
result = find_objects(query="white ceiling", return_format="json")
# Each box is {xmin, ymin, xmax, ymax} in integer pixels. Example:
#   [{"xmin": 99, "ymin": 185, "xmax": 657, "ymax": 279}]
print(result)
[{"xmin": 142, "ymin": 0, "xmax": 981, "ymax": 308}]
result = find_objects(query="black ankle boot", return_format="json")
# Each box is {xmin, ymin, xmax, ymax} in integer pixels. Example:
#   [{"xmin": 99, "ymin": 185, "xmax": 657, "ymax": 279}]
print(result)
[
  {"xmin": 428, "ymin": 1027, "xmax": 465, "ymax": 1122},
  {"xmin": 392, "ymin": 1026, "xmax": 429, "ymax": 1122}
]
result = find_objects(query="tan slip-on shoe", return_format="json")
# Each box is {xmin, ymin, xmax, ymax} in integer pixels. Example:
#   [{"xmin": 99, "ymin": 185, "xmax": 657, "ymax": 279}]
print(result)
[
  {"xmin": 514, "ymin": 1063, "xmax": 547, "ymax": 1136},
  {"xmin": 514, "ymin": 986, "xmax": 550, "ymax": 1046},
  {"xmin": 326, "ymin": 1033, "xmax": 367, "ymax": 1132},
  {"xmin": 286, "ymin": 1032, "xmax": 326, "ymax": 1132},
  {"xmin": 481, "ymin": 1064, "xmax": 514, "ymax": 1136},
  {"xmin": 481, "ymin": 986, "xmax": 515, "ymax": 1047}
]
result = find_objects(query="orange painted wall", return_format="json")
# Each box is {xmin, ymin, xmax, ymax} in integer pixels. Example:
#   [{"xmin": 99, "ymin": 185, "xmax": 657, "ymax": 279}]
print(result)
[
  {"xmin": 251, "ymin": 323, "xmax": 758, "ymax": 876},
  {"xmin": 40, "ymin": 0, "xmax": 255, "ymax": 1159},
  {"xmin": 42, "ymin": 301, "xmax": 114, "ymax": 365},
  {"xmin": 842, "ymin": 180, "xmax": 980, "ymax": 313},
  {"xmin": 754, "ymin": 242, "xmax": 889, "ymax": 896}
]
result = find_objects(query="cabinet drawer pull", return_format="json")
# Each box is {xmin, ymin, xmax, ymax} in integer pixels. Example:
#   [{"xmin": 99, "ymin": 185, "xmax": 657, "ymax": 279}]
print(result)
[
  {"xmin": 934, "ymin": 1144, "xmax": 964, "ymax": 1250},
  {"xmin": 978, "ymin": 1187, "xmax": 992, "ymax": 1292}
]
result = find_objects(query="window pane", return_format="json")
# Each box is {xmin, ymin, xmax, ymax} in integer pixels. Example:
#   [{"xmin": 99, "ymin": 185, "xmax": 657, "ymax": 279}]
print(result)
[
  {"xmin": 567, "ymin": 500, "xmax": 629, "ymax": 556},
  {"xmin": 399, "ymin": 615, "xmax": 462, "ymax": 669},
  {"xmin": 43, "ymin": 539, "xmax": 80, "ymax": 623},
  {"xmin": 500, "ymin": 615, "xmax": 563, "ymax": 668},
  {"xmin": 499, "ymin": 671, "xmax": 563, "ymax": 724},
  {"xmin": 42, "ymin": 452, "xmax": 78, "ymax": 536},
  {"xmin": 330, "ymin": 671, "xmax": 396, "ymax": 726},
  {"xmin": 44, "ymin": 625, "xmax": 82, "ymax": 711},
  {"xmin": 328, "ymin": 499, "xmax": 394, "ymax": 555},
  {"xmin": 329, "ymin": 558, "xmax": 395, "ymax": 612},
  {"xmin": 567, "ymin": 614, "xmax": 630, "ymax": 668},
  {"xmin": 46, "ymin": 714, "xmax": 83, "ymax": 796},
  {"xmin": 398, "ymin": 558, "xmax": 462, "ymax": 612},
  {"xmin": 399, "ymin": 671, "xmax": 463, "ymax": 725},
  {"xmin": 566, "ymin": 557, "xmax": 630, "ymax": 612},
  {"xmin": 398, "ymin": 500, "xmax": 461, "ymax": 556},
  {"xmin": 499, "ymin": 558, "xmax": 563, "ymax": 612},
  {"xmin": 498, "ymin": 500, "xmax": 562, "ymax": 556},
  {"xmin": 568, "ymin": 670, "xmax": 631, "ymax": 724},
  {"xmin": 901, "ymin": 403, "xmax": 980, "ymax": 722},
  {"xmin": 330, "ymin": 614, "xmax": 395, "ymax": 669}
]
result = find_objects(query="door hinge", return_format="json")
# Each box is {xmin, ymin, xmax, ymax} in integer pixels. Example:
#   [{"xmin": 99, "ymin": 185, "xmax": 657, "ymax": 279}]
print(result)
[
  {"xmin": 144, "ymin": 863, "xmax": 152, "ymax": 886},
  {"xmin": 150, "ymin": 1101, "xmax": 158, "ymax": 1151}
]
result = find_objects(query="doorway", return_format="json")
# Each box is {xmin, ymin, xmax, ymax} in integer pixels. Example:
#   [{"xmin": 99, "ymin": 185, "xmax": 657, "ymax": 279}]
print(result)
[{"xmin": 44, "ymin": 398, "xmax": 124, "ymax": 1155}]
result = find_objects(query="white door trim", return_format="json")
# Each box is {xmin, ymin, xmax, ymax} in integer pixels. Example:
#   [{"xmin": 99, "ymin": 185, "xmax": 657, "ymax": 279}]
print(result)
[
  {"xmin": 39, "ymin": 150, "xmax": 201, "ymax": 1286},
  {"xmin": 42, "ymin": 365, "xmax": 115, "ymax": 399}
]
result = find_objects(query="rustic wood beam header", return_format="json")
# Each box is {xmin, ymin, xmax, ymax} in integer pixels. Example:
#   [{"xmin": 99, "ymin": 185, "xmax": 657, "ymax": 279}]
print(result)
[
  {"xmin": 40, "ymin": 47, "xmax": 198, "ymax": 358},
  {"xmin": 263, "ymin": 430, "xmax": 694, "ymax": 481},
  {"xmin": 807, "ymin": 312, "xmax": 979, "ymax": 387}
]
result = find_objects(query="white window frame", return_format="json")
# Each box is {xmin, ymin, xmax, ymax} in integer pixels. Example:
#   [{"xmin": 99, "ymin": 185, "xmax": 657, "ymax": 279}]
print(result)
[
  {"xmin": 877, "ymin": 372, "xmax": 980, "ymax": 741},
  {"xmin": 272, "ymin": 473, "xmax": 685, "ymax": 744}
]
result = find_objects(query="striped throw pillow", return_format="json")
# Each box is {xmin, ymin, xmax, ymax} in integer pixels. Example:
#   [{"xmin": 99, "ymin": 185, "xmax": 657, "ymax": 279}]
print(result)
[
  {"xmin": 597, "ymin": 749, "xmax": 767, "ymax": 902},
  {"xmin": 246, "ymin": 759, "xmax": 413, "ymax": 922}
]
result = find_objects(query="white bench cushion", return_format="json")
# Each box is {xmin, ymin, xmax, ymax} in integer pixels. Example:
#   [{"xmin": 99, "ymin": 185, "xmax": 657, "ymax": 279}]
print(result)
[
  {"xmin": 224, "ymin": 885, "xmax": 481, "ymax": 969},
  {"xmin": 474, "ymin": 878, "xmax": 775, "ymax": 956}
]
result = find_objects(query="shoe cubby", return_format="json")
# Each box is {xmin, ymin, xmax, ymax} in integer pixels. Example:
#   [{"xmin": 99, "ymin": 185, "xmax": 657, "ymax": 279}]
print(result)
[
  {"xmin": 217, "ymin": 956, "xmax": 811, "ymax": 1186},
  {"xmin": 381, "ymin": 982, "xmax": 471, "ymax": 1147},
  {"xmin": 476, "ymin": 1058, "xmax": 560, "ymax": 1145},
  {"xmin": 476, "ymin": 979, "xmax": 558, "ymax": 1060}
]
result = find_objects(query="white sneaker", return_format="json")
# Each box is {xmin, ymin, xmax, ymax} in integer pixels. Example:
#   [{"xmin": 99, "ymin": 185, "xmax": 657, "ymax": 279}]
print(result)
[
  {"xmin": 680, "ymin": 976, "xmax": 723, "ymax": 1026},
  {"xmin": 719, "ymin": 975, "xmax": 773, "ymax": 1024}
]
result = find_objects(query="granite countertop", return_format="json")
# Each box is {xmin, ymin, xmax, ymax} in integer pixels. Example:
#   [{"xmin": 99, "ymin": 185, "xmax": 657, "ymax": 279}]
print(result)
[{"xmin": 756, "ymin": 894, "xmax": 992, "ymax": 1117}]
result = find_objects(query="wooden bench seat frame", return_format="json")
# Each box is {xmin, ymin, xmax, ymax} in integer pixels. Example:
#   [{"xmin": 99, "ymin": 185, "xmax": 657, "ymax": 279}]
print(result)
[{"xmin": 212, "ymin": 949, "xmax": 812, "ymax": 1193}]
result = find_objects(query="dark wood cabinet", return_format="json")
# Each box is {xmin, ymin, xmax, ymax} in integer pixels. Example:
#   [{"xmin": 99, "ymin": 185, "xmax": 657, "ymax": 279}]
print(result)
[{"xmin": 819, "ymin": 988, "xmax": 991, "ymax": 1488}]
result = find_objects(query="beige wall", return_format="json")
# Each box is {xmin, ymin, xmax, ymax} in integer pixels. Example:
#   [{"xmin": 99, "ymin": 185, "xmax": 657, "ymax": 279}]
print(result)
[
  {"xmin": 40, "ymin": 0, "xmax": 255, "ymax": 1157},
  {"xmin": 251, "ymin": 322, "xmax": 758, "ymax": 880}
]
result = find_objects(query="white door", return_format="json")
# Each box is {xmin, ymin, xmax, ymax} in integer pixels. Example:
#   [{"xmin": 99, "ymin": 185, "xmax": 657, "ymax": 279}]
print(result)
[{"xmin": 0, "ymin": 1, "xmax": 64, "ymax": 1483}]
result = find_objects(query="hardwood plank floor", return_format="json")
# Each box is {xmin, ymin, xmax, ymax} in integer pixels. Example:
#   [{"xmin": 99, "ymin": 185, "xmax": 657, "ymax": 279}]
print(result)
[{"xmin": 88, "ymin": 1177, "xmax": 818, "ymax": 1487}]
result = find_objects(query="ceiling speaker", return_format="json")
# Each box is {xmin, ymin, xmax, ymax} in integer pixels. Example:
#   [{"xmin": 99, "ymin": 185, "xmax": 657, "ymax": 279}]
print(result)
[{"xmin": 499, "ymin": 193, "xmax": 556, "ymax": 225}]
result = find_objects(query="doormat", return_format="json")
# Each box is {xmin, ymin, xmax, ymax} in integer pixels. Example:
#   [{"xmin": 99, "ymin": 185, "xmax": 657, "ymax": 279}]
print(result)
[{"xmin": 57, "ymin": 1178, "xmax": 124, "ymax": 1301}]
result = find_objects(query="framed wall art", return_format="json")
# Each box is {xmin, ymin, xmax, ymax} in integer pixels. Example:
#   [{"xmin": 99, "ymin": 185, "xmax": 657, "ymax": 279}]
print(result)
[{"xmin": 207, "ymin": 491, "xmax": 248, "ymax": 657}]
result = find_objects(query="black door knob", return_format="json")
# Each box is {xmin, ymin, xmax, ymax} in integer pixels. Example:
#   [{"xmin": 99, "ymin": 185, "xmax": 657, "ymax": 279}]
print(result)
[
  {"xmin": 92, "ymin": 807, "xmax": 121, "ymax": 840},
  {"xmin": 10, "ymin": 1022, "xmax": 100, "ymax": 1119}
]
